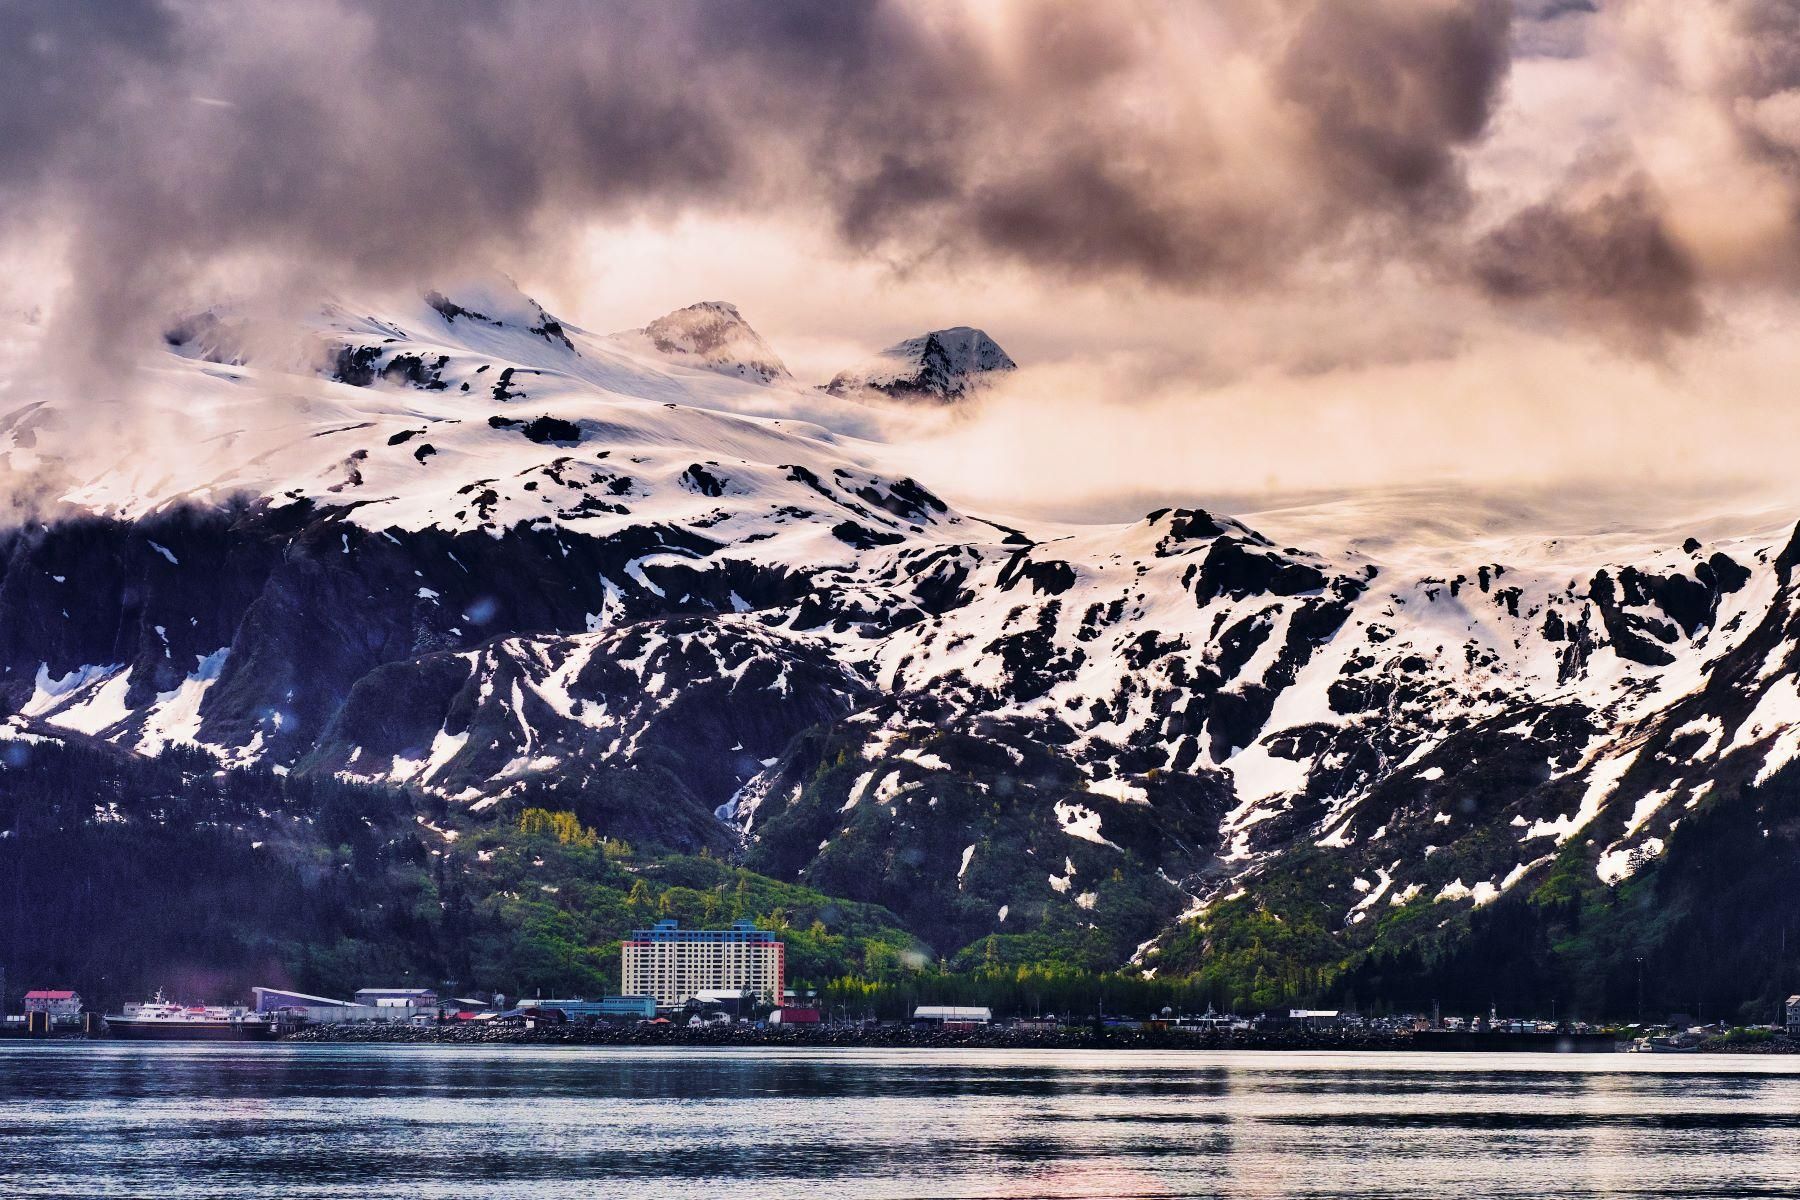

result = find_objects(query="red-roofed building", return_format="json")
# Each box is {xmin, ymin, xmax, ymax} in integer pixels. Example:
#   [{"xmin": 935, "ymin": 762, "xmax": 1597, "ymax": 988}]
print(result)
[
  {"xmin": 768, "ymin": 1007, "xmax": 820, "ymax": 1026},
  {"xmin": 23, "ymin": 990, "xmax": 83, "ymax": 1022}
]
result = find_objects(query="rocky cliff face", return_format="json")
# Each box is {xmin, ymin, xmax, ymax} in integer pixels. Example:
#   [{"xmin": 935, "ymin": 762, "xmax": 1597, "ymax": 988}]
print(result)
[
  {"xmin": 826, "ymin": 326, "xmax": 1016, "ymax": 402},
  {"xmin": 6, "ymin": 281, "xmax": 1800, "ymax": 977}
]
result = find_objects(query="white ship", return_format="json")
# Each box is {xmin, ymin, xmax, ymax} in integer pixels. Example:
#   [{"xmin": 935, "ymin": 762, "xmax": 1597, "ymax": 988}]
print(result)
[{"xmin": 104, "ymin": 991, "xmax": 276, "ymax": 1041}]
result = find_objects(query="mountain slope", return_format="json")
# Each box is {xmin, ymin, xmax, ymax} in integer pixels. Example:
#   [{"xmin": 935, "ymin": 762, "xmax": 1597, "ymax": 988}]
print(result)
[{"xmin": 6, "ymin": 280, "xmax": 1800, "ymax": 1010}]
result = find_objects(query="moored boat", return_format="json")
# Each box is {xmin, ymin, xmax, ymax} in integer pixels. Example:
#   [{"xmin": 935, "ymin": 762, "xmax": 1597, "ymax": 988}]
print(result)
[{"xmin": 104, "ymin": 991, "xmax": 276, "ymax": 1041}]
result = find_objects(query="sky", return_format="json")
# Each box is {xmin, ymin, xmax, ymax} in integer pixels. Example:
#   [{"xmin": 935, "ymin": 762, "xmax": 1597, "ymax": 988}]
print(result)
[{"xmin": 7, "ymin": 0, "xmax": 1800, "ymax": 525}]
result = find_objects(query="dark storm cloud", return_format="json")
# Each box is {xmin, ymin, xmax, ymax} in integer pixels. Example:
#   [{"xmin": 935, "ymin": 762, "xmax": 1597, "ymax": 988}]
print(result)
[
  {"xmin": 1466, "ymin": 0, "xmax": 1800, "ymax": 342},
  {"xmin": 1706, "ymin": 0, "xmax": 1800, "ymax": 183},
  {"xmin": 1275, "ymin": 0, "xmax": 1511, "ymax": 211},
  {"xmin": 1, "ymin": 0, "xmax": 1752, "ymax": 363},
  {"xmin": 1472, "ymin": 179, "xmax": 1703, "ymax": 343},
  {"xmin": 0, "ymin": 2, "xmax": 178, "ymax": 184},
  {"xmin": 813, "ymin": 1, "xmax": 1520, "ymax": 290},
  {"xmin": 0, "ymin": 0, "xmax": 973, "ymax": 363}
]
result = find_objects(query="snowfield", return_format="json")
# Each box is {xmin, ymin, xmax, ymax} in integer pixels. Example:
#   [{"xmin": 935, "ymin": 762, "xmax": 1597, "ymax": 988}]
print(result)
[{"xmin": 5, "ymin": 277, "xmax": 1800, "ymax": 963}]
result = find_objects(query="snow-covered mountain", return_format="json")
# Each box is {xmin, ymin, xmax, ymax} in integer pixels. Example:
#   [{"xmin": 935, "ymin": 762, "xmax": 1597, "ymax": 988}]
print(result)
[
  {"xmin": 6, "ymin": 278, "xmax": 1800, "ymax": 973},
  {"xmin": 826, "ymin": 326, "xmax": 1015, "ymax": 402},
  {"xmin": 623, "ymin": 300, "xmax": 792, "ymax": 385}
]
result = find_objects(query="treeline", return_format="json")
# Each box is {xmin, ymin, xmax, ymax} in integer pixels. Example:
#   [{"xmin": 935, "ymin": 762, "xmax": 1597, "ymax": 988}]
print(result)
[
  {"xmin": 0, "ymin": 737, "xmax": 475, "ymax": 1008},
  {"xmin": 11, "ymin": 730, "xmax": 1800, "ymax": 1023},
  {"xmin": 811, "ymin": 967, "xmax": 1238, "ymax": 1021},
  {"xmin": 1330, "ymin": 759, "xmax": 1800, "ymax": 1024},
  {"xmin": 0, "ymin": 738, "xmax": 925, "ymax": 1010}
]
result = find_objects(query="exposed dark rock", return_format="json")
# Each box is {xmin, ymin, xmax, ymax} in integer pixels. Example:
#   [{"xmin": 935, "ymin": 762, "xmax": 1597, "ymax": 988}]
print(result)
[
  {"xmin": 831, "ymin": 521, "xmax": 905, "ymax": 550},
  {"xmin": 996, "ymin": 549, "xmax": 1077, "ymax": 596},
  {"xmin": 331, "ymin": 345, "xmax": 382, "ymax": 386},
  {"xmin": 681, "ymin": 464, "xmax": 728, "ymax": 498}
]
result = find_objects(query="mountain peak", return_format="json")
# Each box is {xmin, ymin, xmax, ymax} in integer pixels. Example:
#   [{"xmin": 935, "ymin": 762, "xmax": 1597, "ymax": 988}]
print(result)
[
  {"xmin": 827, "ymin": 326, "xmax": 1016, "ymax": 402},
  {"xmin": 422, "ymin": 275, "xmax": 574, "ymax": 350},
  {"xmin": 635, "ymin": 300, "xmax": 791, "ymax": 385}
]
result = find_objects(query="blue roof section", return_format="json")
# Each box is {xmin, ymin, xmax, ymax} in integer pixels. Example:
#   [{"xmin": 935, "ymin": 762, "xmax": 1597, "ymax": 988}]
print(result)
[
  {"xmin": 530, "ymin": 996, "xmax": 657, "ymax": 1017},
  {"xmin": 628, "ymin": 919, "xmax": 776, "ymax": 943}
]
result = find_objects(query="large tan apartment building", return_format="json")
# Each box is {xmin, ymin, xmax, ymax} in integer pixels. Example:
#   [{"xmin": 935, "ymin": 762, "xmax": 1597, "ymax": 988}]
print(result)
[{"xmin": 620, "ymin": 919, "xmax": 785, "ymax": 1008}]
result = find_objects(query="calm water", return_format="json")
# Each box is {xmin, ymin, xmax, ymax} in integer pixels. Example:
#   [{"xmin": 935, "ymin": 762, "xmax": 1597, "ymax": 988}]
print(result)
[{"xmin": 5, "ymin": 1044, "xmax": 1800, "ymax": 1198}]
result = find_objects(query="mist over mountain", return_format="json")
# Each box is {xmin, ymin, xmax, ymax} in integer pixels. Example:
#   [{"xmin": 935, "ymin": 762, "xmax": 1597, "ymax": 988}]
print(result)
[{"xmin": 826, "ymin": 327, "xmax": 1015, "ymax": 403}]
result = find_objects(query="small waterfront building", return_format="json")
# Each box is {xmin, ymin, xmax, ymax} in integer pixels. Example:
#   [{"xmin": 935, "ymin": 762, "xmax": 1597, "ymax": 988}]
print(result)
[
  {"xmin": 254, "ymin": 987, "xmax": 351, "ymax": 1014},
  {"xmin": 620, "ymin": 920, "xmax": 784, "ymax": 1008},
  {"xmin": 1785, "ymin": 996, "xmax": 1800, "ymax": 1035},
  {"xmin": 768, "ymin": 1007, "xmax": 821, "ymax": 1025},
  {"xmin": 1287, "ymin": 1009, "xmax": 1346, "ymax": 1028},
  {"xmin": 912, "ymin": 1005, "xmax": 992, "ymax": 1026},
  {"xmin": 597, "ymin": 995, "xmax": 657, "ymax": 1020},
  {"xmin": 22, "ymin": 990, "xmax": 82, "ymax": 1024},
  {"xmin": 682, "ymin": 990, "xmax": 769, "ymax": 1023},
  {"xmin": 254, "ymin": 986, "xmax": 441, "ymax": 1025},
  {"xmin": 354, "ymin": 988, "xmax": 440, "ymax": 1009},
  {"xmin": 532, "ymin": 996, "xmax": 656, "ymax": 1022}
]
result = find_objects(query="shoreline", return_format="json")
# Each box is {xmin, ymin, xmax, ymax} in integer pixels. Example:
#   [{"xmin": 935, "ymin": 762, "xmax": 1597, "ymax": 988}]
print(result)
[
  {"xmin": 13, "ymin": 1023, "xmax": 1798, "ymax": 1054},
  {"xmin": 279, "ymin": 1023, "xmax": 1623, "ymax": 1053}
]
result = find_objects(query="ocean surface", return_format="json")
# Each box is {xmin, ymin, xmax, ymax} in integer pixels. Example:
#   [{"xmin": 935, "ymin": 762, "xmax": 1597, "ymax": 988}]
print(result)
[{"xmin": 5, "ymin": 1044, "xmax": 1800, "ymax": 1198}]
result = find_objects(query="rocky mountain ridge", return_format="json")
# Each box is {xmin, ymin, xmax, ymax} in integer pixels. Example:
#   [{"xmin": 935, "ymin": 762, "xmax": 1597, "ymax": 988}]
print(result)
[
  {"xmin": 5, "ymin": 281, "xmax": 1800, "ymax": 991},
  {"xmin": 826, "ymin": 326, "xmax": 1016, "ymax": 402}
]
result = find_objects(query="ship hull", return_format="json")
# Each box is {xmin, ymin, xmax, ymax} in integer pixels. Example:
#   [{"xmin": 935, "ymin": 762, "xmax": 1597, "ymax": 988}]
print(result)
[{"xmin": 104, "ymin": 1019, "xmax": 277, "ymax": 1041}]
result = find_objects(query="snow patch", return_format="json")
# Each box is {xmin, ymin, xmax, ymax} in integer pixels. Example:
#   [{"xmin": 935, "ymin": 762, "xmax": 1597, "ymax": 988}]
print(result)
[
  {"xmin": 1597, "ymin": 837, "xmax": 1665, "ymax": 885},
  {"xmin": 1053, "ymin": 799, "xmax": 1119, "ymax": 849}
]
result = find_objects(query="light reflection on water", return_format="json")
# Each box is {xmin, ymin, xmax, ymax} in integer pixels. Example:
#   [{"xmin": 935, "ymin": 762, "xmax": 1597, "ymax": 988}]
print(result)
[{"xmin": 4, "ymin": 1045, "xmax": 1800, "ymax": 1198}]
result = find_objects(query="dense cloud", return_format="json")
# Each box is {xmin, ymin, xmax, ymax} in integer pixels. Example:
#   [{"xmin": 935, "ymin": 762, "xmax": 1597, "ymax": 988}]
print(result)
[
  {"xmin": 1473, "ymin": 177, "xmax": 1702, "ymax": 343},
  {"xmin": 1469, "ymin": 0, "xmax": 1800, "ymax": 341},
  {"xmin": 0, "ymin": 1, "xmax": 1517, "ymax": 359},
  {"xmin": 6, "ymin": 0, "xmax": 1800, "ymax": 373},
  {"xmin": 799, "ymin": 0, "xmax": 1521, "ymax": 287}
]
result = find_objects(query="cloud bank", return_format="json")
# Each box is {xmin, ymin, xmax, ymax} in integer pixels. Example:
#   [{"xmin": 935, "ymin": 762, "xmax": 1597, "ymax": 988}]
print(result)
[
  {"xmin": 5, "ymin": 1, "xmax": 1785, "ymax": 343},
  {"xmin": 7, "ymin": 1, "xmax": 1800, "ymax": 515}
]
